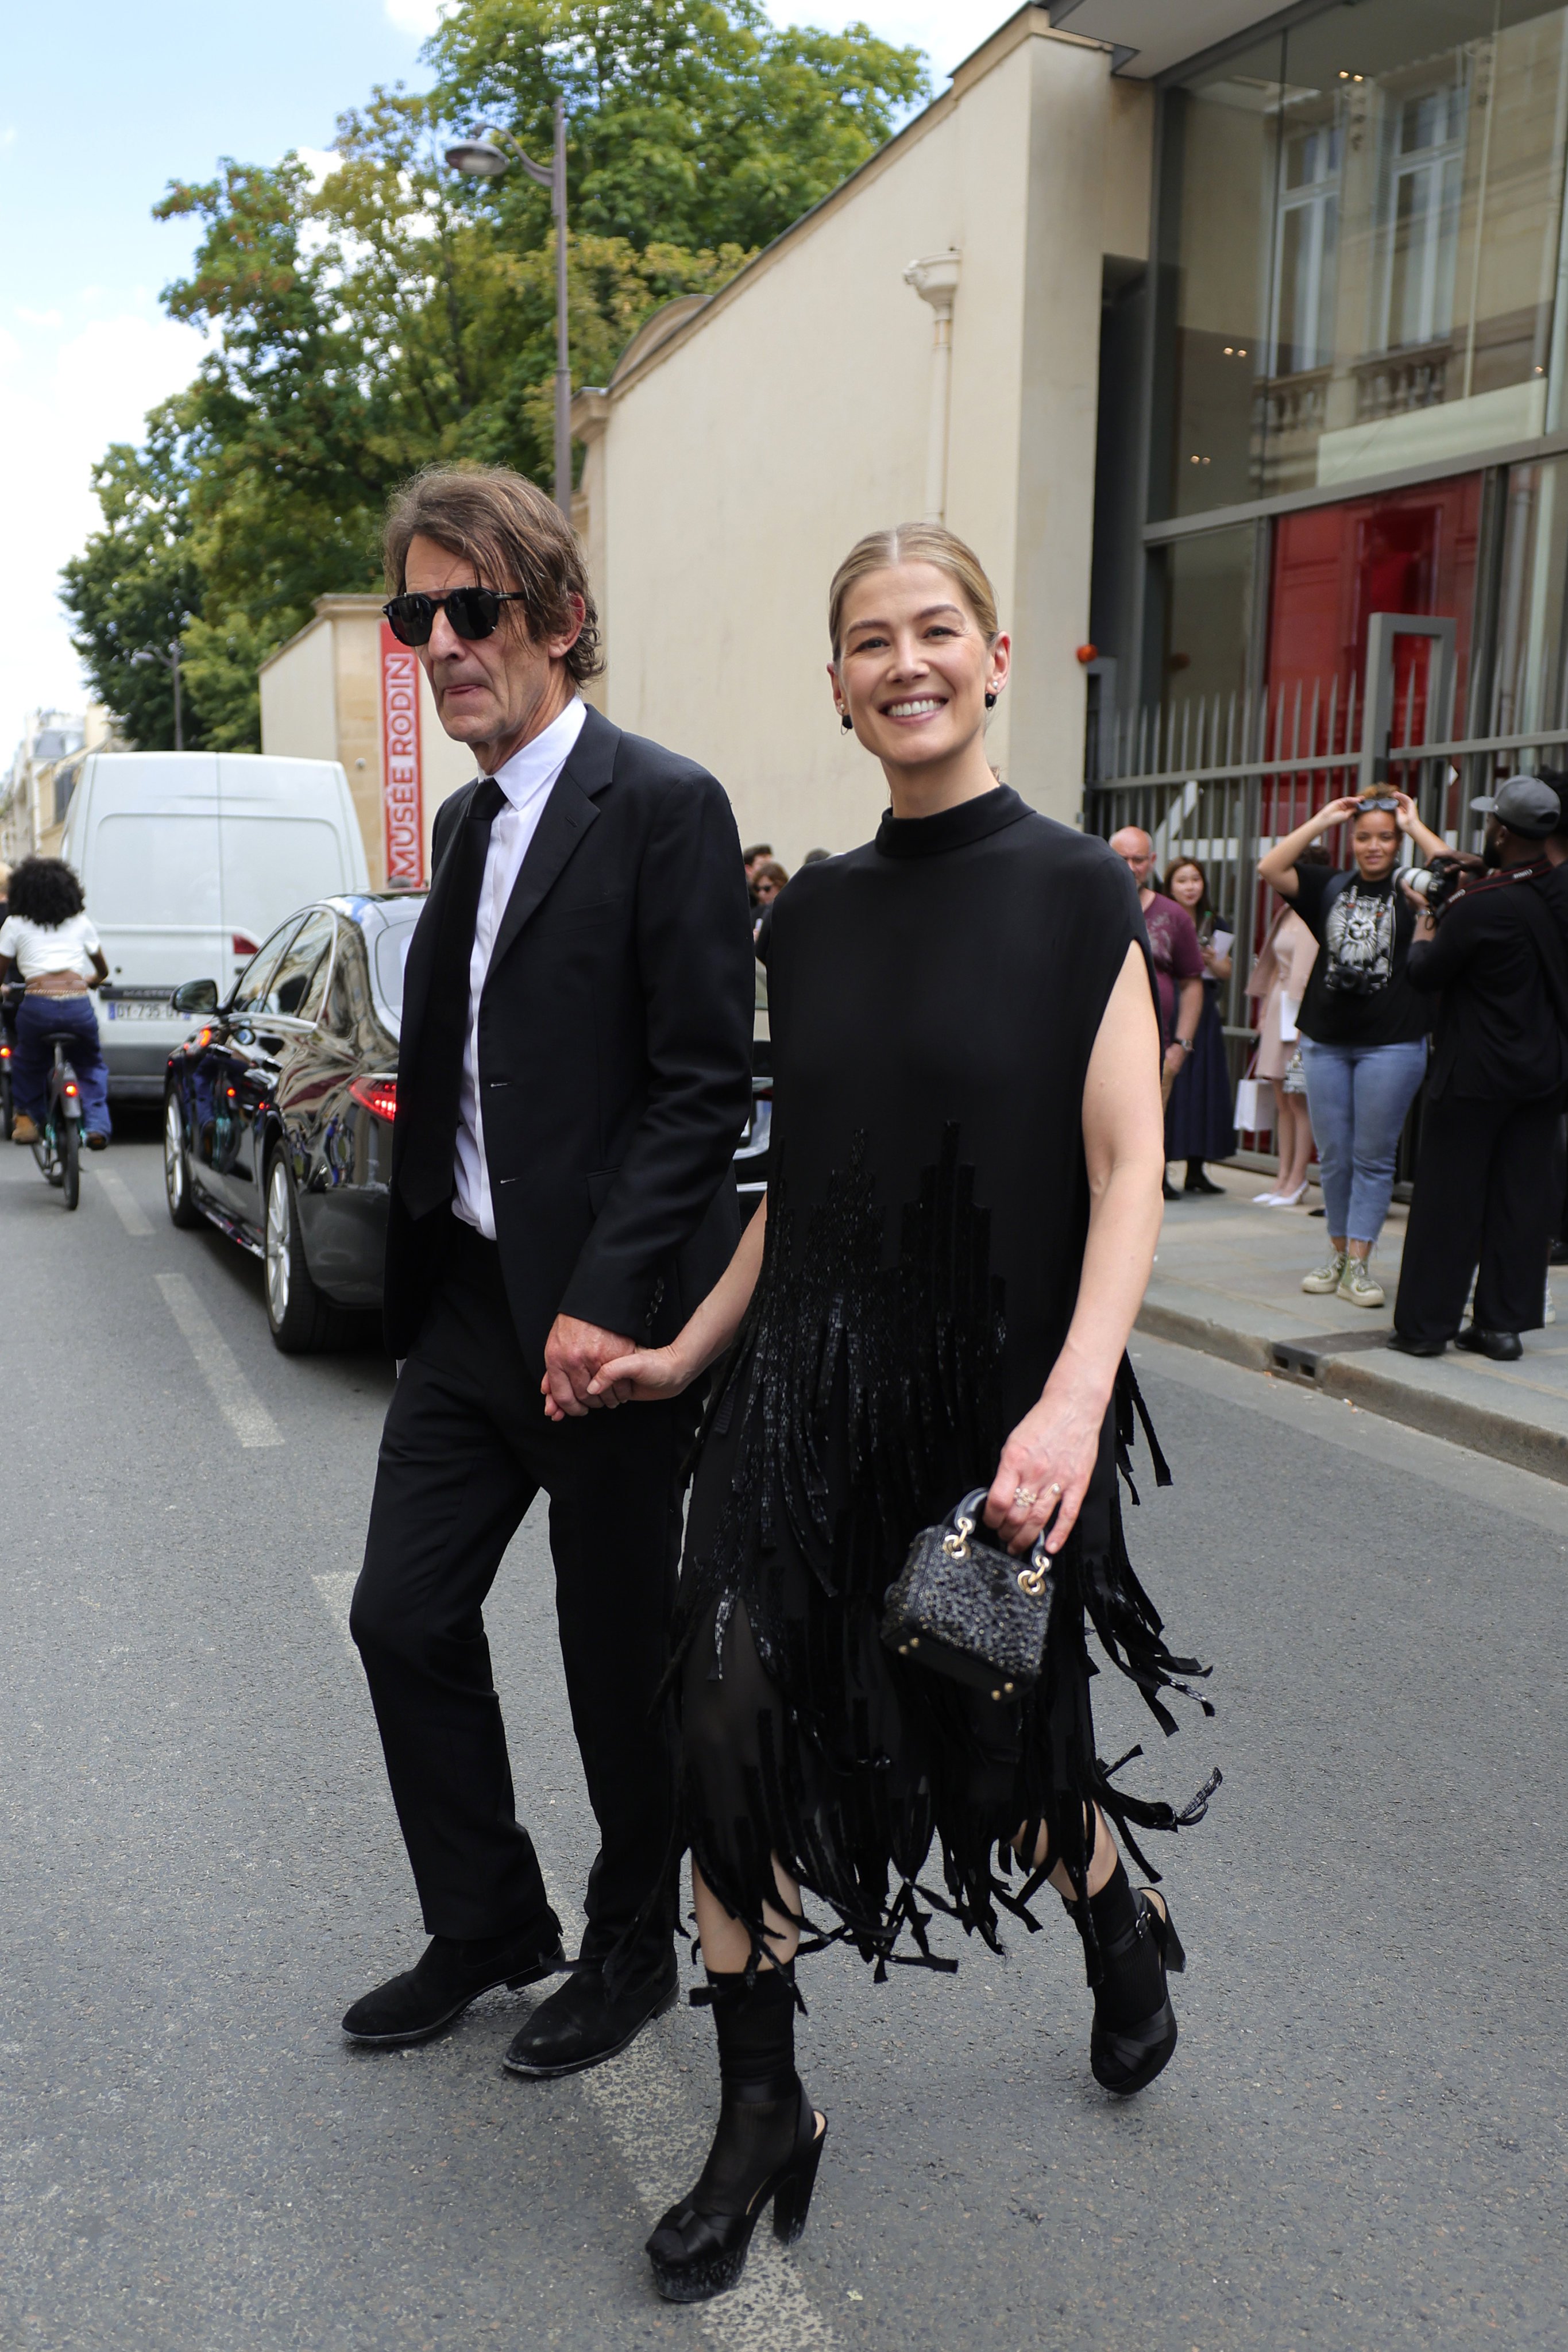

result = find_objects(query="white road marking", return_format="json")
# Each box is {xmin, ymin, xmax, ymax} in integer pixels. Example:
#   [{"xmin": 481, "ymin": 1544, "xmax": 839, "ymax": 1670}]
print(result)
[
  {"xmin": 309, "ymin": 1574, "xmax": 837, "ymax": 2350},
  {"xmin": 95, "ymin": 1165, "xmax": 152, "ymax": 1237},
  {"xmin": 155, "ymin": 1270, "xmax": 283, "ymax": 1449}
]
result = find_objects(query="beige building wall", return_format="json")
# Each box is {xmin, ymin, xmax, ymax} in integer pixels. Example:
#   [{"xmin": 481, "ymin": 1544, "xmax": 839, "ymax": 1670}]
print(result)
[
  {"xmin": 260, "ymin": 596, "xmax": 474, "ymax": 886},
  {"xmin": 579, "ymin": 9, "xmax": 1130, "ymax": 859}
]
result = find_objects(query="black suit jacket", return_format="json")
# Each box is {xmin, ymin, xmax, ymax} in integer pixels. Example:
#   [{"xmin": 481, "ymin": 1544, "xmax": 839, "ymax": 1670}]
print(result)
[
  {"xmin": 1408, "ymin": 873, "xmax": 1568, "ymax": 1102},
  {"xmin": 384, "ymin": 703, "xmax": 755, "ymax": 1364}
]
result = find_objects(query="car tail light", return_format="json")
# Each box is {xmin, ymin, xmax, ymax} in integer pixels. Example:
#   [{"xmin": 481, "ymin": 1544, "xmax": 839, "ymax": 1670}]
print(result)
[
  {"xmin": 351, "ymin": 1075, "xmax": 398, "ymax": 1123},
  {"xmin": 232, "ymin": 932, "xmax": 259, "ymax": 957}
]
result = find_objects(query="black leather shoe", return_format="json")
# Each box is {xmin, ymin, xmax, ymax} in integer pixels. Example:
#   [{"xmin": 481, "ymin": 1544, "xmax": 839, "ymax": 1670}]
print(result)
[
  {"xmin": 1386, "ymin": 1332, "xmax": 1447, "ymax": 1358},
  {"xmin": 1182, "ymin": 1172, "xmax": 1225, "ymax": 1196},
  {"xmin": 342, "ymin": 1922, "xmax": 567, "ymax": 2048},
  {"xmin": 1161, "ymin": 1177, "xmax": 1181, "ymax": 1202},
  {"xmin": 1456, "ymin": 1324, "xmax": 1523, "ymax": 1361},
  {"xmin": 503, "ymin": 1955, "xmax": 678, "ymax": 2078}
]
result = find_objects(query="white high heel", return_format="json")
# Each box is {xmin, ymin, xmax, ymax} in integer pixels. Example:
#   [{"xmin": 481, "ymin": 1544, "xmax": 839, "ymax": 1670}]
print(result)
[{"xmin": 1270, "ymin": 1182, "xmax": 1308, "ymax": 1207}]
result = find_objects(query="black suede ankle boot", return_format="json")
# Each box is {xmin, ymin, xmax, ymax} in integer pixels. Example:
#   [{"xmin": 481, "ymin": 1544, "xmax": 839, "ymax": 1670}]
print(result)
[
  {"xmin": 1065, "ymin": 1856, "xmax": 1186, "ymax": 2096},
  {"xmin": 645, "ymin": 1965, "xmax": 827, "ymax": 2304}
]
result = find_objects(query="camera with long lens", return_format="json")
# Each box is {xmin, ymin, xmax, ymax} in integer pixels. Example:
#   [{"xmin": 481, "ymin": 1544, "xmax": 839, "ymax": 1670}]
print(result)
[{"xmin": 1404, "ymin": 854, "xmax": 1467, "ymax": 914}]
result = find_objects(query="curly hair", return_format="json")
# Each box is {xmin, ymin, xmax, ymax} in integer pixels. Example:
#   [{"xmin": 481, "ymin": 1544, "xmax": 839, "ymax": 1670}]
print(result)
[{"xmin": 7, "ymin": 856, "xmax": 85, "ymax": 926}]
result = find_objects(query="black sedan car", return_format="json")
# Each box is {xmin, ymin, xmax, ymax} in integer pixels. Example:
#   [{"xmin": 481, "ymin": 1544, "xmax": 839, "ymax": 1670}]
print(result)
[{"xmin": 162, "ymin": 893, "xmax": 423, "ymax": 1351}]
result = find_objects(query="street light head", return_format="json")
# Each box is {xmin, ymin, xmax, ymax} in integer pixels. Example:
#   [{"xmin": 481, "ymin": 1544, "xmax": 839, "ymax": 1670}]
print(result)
[{"xmin": 445, "ymin": 133, "xmax": 509, "ymax": 178}]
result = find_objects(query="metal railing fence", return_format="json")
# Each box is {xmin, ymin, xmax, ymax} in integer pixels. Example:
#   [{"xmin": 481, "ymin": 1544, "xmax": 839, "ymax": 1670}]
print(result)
[{"xmin": 1084, "ymin": 661, "xmax": 1568, "ymax": 1140}]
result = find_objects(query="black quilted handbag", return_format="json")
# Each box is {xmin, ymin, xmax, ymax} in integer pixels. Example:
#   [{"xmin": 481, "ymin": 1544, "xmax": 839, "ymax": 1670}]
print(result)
[{"xmin": 880, "ymin": 1488, "xmax": 1053, "ymax": 1698}]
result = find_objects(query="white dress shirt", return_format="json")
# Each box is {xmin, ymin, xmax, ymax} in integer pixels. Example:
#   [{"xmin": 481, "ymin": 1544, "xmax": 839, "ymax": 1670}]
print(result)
[{"xmin": 453, "ymin": 696, "xmax": 588, "ymax": 1239}]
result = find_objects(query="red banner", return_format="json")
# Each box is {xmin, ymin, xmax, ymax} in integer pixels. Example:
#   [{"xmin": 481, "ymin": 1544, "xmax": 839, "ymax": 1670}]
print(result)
[{"xmin": 379, "ymin": 622, "xmax": 426, "ymax": 887}]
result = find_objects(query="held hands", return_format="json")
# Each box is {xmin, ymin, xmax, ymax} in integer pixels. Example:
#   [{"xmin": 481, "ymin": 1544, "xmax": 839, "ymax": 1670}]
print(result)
[
  {"xmin": 585, "ymin": 1339, "xmax": 697, "ymax": 1410},
  {"xmin": 982, "ymin": 1381, "xmax": 1106, "ymax": 1559},
  {"xmin": 540, "ymin": 1314, "xmax": 639, "ymax": 1422}
]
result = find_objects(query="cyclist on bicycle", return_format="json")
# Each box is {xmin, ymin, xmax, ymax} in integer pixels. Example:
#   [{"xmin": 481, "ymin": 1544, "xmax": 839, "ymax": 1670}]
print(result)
[{"xmin": 0, "ymin": 856, "xmax": 110, "ymax": 1149}]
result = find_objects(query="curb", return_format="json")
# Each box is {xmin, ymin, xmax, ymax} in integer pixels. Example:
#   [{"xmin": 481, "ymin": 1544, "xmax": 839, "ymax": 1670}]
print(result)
[{"xmin": 1136, "ymin": 1298, "xmax": 1568, "ymax": 1486}]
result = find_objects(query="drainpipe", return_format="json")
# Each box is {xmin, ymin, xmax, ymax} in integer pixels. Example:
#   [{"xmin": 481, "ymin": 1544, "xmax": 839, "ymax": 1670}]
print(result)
[{"xmin": 904, "ymin": 252, "xmax": 962, "ymax": 521}]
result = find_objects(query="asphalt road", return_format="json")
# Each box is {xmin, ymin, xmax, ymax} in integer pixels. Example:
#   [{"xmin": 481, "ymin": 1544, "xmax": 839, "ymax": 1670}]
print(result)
[{"xmin": 2, "ymin": 1125, "xmax": 1566, "ymax": 2352}]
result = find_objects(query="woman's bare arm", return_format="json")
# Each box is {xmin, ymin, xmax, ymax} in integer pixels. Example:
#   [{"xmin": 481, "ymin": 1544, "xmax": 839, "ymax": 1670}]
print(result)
[
  {"xmin": 984, "ymin": 939, "xmax": 1165, "ymax": 1554},
  {"xmin": 582, "ymin": 1199, "xmax": 770, "ymax": 1410}
]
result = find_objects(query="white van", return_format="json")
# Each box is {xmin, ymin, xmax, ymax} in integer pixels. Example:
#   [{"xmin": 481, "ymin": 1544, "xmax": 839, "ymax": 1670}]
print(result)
[{"xmin": 59, "ymin": 752, "xmax": 370, "ymax": 1100}]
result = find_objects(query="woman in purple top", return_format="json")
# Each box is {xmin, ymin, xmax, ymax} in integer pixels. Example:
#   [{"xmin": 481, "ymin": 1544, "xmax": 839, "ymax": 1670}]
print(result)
[{"xmin": 1109, "ymin": 828, "xmax": 1204, "ymax": 1198}]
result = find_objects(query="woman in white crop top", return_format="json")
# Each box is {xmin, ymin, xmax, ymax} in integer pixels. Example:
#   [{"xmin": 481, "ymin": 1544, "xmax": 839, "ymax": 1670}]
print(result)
[{"xmin": 0, "ymin": 856, "xmax": 111, "ymax": 1147}]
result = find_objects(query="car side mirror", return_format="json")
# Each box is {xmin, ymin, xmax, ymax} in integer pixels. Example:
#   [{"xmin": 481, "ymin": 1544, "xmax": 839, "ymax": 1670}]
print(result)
[{"xmin": 172, "ymin": 978, "xmax": 220, "ymax": 1015}]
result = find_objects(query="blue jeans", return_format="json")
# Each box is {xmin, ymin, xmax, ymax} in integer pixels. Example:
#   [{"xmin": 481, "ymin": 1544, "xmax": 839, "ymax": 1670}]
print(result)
[
  {"xmin": 13, "ymin": 995, "xmax": 111, "ymax": 1136},
  {"xmin": 1299, "ymin": 1037, "xmax": 1426, "ymax": 1248}
]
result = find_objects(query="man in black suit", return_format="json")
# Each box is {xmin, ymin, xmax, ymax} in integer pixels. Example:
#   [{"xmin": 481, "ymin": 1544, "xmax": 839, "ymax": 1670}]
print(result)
[
  {"xmin": 343, "ymin": 465, "xmax": 754, "ymax": 2076},
  {"xmin": 1390, "ymin": 774, "xmax": 1568, "ymax": 1362}
]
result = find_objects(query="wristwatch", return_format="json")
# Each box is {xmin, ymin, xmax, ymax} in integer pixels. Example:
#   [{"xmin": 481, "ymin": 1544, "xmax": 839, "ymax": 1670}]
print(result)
[{"xmin": 1174, "ymin": 1037, "xmax": 1195, "ymax": 1053}]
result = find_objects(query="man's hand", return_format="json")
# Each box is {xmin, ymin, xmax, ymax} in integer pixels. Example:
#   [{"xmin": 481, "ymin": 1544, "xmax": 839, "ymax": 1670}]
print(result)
[{"xmin": 542, "ymin": 1314, "xmax": 638, "ymax": 1420}]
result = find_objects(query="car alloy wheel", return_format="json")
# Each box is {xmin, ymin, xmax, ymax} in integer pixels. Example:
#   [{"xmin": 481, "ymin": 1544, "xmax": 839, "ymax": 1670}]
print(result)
[
  {"xmin": 165, "ymin": 1093, "xmax": 185, "ymax": 1211},
  {"xmin": 265, "ymin": 1154, "xmax": 292, "ymax": 1330},
  {"xmin": 164, "ymin": 1090, "xmax": 202, "ymax": 1229}
]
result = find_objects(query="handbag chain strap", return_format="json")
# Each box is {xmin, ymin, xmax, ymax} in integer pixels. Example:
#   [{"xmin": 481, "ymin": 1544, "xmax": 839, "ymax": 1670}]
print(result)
[{"xmin": 943, "ymin": 1505, "xmax": 1051, "ymax": 1600}]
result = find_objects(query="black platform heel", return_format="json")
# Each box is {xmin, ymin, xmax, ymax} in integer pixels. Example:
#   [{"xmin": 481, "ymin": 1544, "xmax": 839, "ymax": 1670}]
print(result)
[
  {"xmin": 1067, "ymin": 1859, "xmax": 1187, "ymax": 2098},
  {"xmin": 646, "ymin": 2084, "xmax": 828, "ymax": 2301},
  {"xmin": 645, "ymin": 1962, "xmax": 828, "ymax": 2304}
]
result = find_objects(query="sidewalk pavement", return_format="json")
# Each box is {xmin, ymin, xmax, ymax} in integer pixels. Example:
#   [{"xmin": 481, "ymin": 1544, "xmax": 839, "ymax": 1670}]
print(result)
[{"xmin": 1141, "ymin": 1163, "xmax": 1568, "ymax": 1482}]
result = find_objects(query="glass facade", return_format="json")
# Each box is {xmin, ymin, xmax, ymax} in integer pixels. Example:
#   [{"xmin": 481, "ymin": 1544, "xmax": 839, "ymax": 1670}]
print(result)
[{"xmin": 1160, "ymin": 0, "xmax": 1568, "ymax": 520}]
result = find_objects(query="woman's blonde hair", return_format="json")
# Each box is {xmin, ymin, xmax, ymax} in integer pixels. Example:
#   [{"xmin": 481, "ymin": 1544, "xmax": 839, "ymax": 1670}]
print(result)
[{"xmin": 828, "ymin": 524, "xmax": 999, "ymax": 659}]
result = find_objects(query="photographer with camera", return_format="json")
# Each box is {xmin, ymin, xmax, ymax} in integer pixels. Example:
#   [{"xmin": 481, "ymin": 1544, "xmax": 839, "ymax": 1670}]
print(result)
[
  {"xmin": 1388, "ymin": 775, "xmax": 1568, "ymax": 1361},
  {"xmin": 1258, "ymin": 789, "xmax": 1448, "ymax": 1307}
]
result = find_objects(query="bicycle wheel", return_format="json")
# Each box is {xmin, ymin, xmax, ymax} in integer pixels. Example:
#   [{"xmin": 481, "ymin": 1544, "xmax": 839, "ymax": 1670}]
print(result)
[
  {"xmin": 60, "ymin": 1119, "xmax": 80, "ymax": 1210},
  {"xmin": 33, "ymin": 1127, "xmax": 58, "ymax": 1184}
]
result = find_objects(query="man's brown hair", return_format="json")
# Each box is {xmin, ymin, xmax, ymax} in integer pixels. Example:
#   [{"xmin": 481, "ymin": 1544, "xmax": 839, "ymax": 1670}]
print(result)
[{"xmin": 383, "ymin": 464, "xmax": 603, "ymax": 685}]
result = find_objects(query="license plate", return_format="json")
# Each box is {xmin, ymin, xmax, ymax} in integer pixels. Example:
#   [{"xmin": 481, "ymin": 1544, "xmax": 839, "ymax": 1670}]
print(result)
[{"xmin": 107, "ymin": 999, "xmax": 173, "ymax": 1022}]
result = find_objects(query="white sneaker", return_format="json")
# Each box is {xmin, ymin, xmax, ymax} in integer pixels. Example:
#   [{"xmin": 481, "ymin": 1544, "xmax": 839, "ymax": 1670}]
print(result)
[
  {"xmin": 1338, "ymin": 1258, "xmax": 1385, "ymax": 1309},
  {"xmin": 1301, "ymin": 1251, "xmax": 1347, "ymax": 1295}
]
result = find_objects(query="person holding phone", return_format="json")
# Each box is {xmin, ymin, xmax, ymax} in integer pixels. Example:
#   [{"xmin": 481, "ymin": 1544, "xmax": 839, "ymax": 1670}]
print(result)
[{"xmin": 1257, "ymin": 791, "xmax": 1447, "ymax": 1306}]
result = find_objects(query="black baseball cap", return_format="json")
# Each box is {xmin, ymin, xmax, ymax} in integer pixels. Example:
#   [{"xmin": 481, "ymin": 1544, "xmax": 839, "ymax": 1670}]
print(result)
[{"xmin": 1469, "ymin": 774, "xmax": 1562, "ymax": 839}]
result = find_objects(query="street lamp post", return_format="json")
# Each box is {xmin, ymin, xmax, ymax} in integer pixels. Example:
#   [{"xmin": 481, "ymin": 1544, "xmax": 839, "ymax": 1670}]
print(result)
[{"xmin": 446, "ymin": 101, "xmax": 573, "ymax": 517}]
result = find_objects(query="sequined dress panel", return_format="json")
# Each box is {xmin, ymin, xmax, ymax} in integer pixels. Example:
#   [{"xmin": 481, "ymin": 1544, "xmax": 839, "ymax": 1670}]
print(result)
[{"xmin": 676, "ymin": 788, "xmax": 1214, "ymax": 1972}]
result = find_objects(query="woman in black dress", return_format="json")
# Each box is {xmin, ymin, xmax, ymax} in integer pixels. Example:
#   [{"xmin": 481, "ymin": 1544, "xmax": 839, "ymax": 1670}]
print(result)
[
  {"xmin": 1163, "ymin": 857, "xmax": 1236, "ymax": 1192},
  {"xmin": 592, "ymin": 526, "xmax": 1215, "ymax": 2303}
]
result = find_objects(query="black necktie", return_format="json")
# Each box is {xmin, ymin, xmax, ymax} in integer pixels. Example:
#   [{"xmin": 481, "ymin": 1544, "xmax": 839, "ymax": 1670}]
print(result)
[{"xmin": 397, "ymin": 776, "xmax": 507, "ymax": 1219}]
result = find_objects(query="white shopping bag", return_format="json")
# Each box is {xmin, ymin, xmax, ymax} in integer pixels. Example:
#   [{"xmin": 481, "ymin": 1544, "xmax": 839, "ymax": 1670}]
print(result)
[{"xmin": 1234, "ymin": 1076, "xmax": 1272, "ymax": 1134}]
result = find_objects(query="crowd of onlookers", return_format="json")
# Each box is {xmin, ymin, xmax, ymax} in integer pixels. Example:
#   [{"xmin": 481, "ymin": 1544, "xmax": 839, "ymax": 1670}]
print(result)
[{"xmin": 1114, "ymin": 774, "xmax": 1568, "ymax": 1361}]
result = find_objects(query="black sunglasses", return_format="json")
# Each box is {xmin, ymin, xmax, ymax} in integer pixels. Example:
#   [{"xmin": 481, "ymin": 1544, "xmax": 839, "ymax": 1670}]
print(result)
[{"xmin": 382, "ymin": 587, "xmax": 527, "ymax": 647}]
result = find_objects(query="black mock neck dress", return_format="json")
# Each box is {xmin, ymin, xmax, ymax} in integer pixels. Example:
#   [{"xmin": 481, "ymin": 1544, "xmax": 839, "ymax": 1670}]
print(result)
[{"xmin": 676, "ymin": 787, "xmax": 1215, "ymax": 1973}]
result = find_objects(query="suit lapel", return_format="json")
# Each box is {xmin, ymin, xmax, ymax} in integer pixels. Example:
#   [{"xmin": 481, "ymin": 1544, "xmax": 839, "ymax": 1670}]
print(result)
[{"xmin": 485, "ymin": 705, "xmax": 619, "ymax": 977}]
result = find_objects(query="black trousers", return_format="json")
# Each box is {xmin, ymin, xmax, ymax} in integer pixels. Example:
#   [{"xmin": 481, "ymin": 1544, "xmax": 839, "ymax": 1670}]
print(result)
[
  {"xmin": 352, "ymin": 1216, "xmax": 689, "ymax": 1973},
  {"xmin": 1393, "ymin": 1091, "xmax": 1560, "ymax": 1344}
]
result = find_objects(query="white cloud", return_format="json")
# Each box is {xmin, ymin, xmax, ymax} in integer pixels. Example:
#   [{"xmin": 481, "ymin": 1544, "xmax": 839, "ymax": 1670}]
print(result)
[
  {"xmin": 384, "ymin": 0, "xmax": 451, "ymax": 33},
  {"xmin": 0, "ymin": 308, "xmax": 208, "ymax": 760},
  {"xmin": 14, "ymin": 306, "xmax": 64, "ymax": 329}
]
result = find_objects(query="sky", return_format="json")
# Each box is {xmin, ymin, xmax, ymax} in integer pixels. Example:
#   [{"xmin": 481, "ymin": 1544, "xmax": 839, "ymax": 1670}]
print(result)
[{"xmin": 2, "ymin": 0, "xmax": 1011, "ymax": 766}]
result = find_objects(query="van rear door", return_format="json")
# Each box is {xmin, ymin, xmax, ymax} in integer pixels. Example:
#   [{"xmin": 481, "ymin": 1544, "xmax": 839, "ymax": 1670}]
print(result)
[{"xmin": 218, "ymin": 758, "xmax": 369, "ymax": 952}]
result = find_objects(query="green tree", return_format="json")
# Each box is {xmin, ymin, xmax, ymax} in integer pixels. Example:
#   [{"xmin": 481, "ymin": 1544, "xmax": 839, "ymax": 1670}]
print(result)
[
  {"xmin": 60, "ymin": 400, "xmax": 206, "ymax": 751},
  {"xmin": 63, "ymin": 0, "xmax": 927, "ymax": 748}
]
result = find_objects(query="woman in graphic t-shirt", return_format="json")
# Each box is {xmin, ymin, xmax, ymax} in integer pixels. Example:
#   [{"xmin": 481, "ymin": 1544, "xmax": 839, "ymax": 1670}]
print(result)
[{"xmin": 1258, "ymin": 791, "xmax": 1447, "ymax": 1308}]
